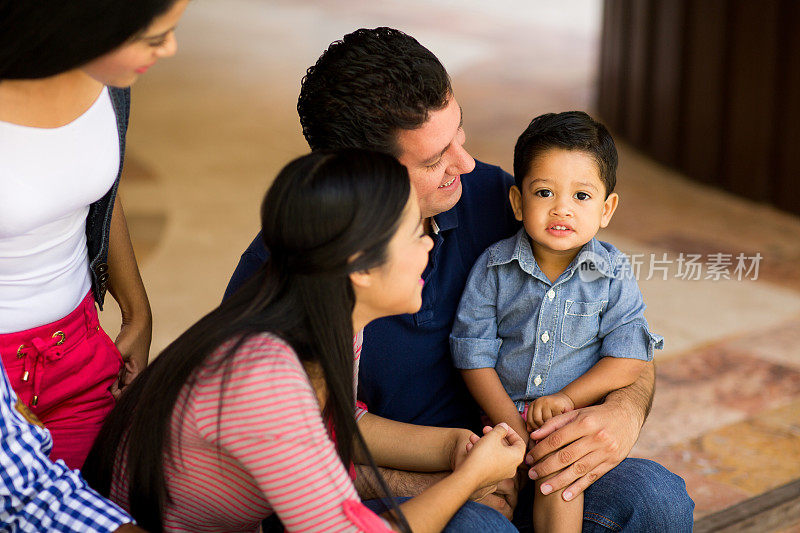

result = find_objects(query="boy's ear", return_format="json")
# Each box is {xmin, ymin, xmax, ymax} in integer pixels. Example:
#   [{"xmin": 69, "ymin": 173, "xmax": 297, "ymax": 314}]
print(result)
[
  {"xmin": 509, "ymin": 185, "xmax": 524, "ymax": 222},
  {"xmin": 600, "ymin": 192, "xmax": 619, "ymax": 228}
]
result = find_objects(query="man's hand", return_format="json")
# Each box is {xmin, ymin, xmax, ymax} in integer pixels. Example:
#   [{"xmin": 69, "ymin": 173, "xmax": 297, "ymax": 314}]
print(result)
[
  {"xmin": 472, "ymin": 476, "xmax": 518, "ymax": 520},
  {"xmin": 524, "ymin": 399, "xmax": 642, "ymax": 501},
  {"xmin": 527, "ymin": 392, "xmax": 574, "ymax": 430},
  {"xmin": 109, "ymin": 317, "xmax": 151, "ymax": 398}
]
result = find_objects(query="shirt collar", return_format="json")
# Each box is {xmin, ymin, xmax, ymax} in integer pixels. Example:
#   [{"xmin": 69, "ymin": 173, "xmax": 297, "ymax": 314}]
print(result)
[
  {"xmin": 487, "ymin": 228, "xmax": 614, "ymax": 281},
  {"xmin": 432, "ymin": 203, "xmax": 459, "ymax": 233}
]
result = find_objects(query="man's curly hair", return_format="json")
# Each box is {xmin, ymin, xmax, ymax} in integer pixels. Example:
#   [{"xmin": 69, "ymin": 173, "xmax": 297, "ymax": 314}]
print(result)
[{"xmin": 297, "ymin": 27, "xmax": 452, "ymax": 156}]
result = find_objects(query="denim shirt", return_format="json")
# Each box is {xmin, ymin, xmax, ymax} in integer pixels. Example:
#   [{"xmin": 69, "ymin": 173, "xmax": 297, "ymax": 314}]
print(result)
[{"xmin": 450, "ymin": 228, "xmax": 663, "ymax": 409}]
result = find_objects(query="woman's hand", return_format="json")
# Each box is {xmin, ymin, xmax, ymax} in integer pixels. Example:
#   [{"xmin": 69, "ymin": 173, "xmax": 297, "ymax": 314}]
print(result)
[
  {"xmin": 460, "ymin": 423, "xmax": 525, "ymax": 491},
  {"xmin": 110, "ymin": 313, "xmax": 152, "ymax": 398},
  {"xmin": 449, "ymin": 429, "xmax": 497, "ymax": 502}
]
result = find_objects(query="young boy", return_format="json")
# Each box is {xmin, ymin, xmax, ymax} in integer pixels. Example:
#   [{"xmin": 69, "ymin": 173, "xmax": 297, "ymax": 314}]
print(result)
[{"xmin": 450, "ymin": 111, "xmax": 663, "ymax": 532}]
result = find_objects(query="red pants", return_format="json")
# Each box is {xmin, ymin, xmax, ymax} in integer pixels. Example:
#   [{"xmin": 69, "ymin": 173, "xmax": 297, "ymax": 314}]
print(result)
[{"xmin": 0, "ymin": 292, "xmax": 122, "ymax": 469}]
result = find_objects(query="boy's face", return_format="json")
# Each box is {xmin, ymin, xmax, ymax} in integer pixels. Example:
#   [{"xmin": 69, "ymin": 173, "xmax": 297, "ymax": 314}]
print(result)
[{"xmin": 509, "ymin": 147, "xmax": 619, "ymax": 262}]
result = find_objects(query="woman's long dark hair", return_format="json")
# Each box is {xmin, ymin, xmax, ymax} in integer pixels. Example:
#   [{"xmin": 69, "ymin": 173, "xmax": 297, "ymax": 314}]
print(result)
[
  {"xmin": 83, "ymin": 149, "xmax": 412, "ymax": 532},
  {"xmin": 0, "ymin": 0, "xmax": 179, "ymax": 79}
]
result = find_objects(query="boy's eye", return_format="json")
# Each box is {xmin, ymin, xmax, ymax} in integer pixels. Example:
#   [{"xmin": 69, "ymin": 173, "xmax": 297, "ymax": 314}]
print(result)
[
  {"xmin": 535, "ymin": 189, "xmax": 552, "ymax": 198},
  {"xmin": 574, "ymin": 192, "xmax": 591, "ymax": 201}
]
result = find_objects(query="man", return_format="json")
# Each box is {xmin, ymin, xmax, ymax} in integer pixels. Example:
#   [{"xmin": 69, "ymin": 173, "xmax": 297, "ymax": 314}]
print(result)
[
  {"xmin": 226, "ymin": 27, "xmax": 693, "ymax": 531},
  {"xmin": 0, "ymin": 364, "xmax": 143, "ymax": 532}
]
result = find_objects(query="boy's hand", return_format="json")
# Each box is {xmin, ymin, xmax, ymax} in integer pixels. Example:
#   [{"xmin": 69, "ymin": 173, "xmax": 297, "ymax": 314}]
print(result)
[{"xmin": 527, "ymin": 393, "xmax": 575, "ymax": 429}]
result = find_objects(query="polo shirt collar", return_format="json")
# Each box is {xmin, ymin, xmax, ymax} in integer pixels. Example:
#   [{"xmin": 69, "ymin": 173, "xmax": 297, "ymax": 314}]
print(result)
[{"xmin": 432, "ymin": 204, "xmax": 459, "ymax": 233}]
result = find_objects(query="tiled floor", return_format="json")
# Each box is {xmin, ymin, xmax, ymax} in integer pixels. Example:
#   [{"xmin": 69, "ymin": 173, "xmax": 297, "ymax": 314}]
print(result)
[{"xmin": 106, "ymin": 0, "xmax": 800, "ymax": 524}]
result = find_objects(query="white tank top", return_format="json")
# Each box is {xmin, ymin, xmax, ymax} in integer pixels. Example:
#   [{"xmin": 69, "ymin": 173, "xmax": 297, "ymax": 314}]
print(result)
[{"xmin": 0, "ymin": 87, "xmax": 119, "ymax": 333}]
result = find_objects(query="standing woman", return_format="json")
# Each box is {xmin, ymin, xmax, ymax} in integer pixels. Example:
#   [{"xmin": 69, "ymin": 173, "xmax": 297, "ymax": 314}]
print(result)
[{"xmin": 0, "ymin": 0, "xmax": 190, "ymax": 469}]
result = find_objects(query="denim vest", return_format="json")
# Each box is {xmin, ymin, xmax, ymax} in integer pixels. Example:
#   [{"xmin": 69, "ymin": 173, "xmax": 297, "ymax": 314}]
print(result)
[{"xmin": 86, "ymin": 87, "xmax": 130, "ymax": 309}]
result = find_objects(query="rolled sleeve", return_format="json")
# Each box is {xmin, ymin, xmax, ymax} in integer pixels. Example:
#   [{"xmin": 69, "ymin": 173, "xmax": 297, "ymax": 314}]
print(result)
[
  {"xmin": 450, "ymin": 337, "xmax": 503, "ymax": 368},
  {"xmin": 600, "ymin": 320, "xmax": 663, "ymax": 361},
  {"xmin": 450, "ymin": 252, "xmax": 503, "ymax": 369},
  {"xmin": 599, "ymin": 256, "xmax": 663, "ymax": 361},
  {"xmin": 355, "ymin": 400, "xmax": 368, "ymax": 421}
]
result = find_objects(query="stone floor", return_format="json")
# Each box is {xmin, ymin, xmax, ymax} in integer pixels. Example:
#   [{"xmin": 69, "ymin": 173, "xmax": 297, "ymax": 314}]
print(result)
[{"xmin": 102, "ymin": 0, "xmax": 800, "ymax": 526}]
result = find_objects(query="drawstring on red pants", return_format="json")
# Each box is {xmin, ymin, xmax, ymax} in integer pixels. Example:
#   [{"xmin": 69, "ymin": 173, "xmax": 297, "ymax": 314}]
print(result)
[{"xmin": 15, "ymin": 331, "xmax": 66, "ymax": 407}]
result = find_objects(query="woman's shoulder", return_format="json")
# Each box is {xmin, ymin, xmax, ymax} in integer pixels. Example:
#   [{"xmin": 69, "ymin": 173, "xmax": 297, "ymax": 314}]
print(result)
[
  {"xmin": 210, "ymin": 332, "xmax": 301, "ymax": 369},
  {"xmin": 190, "ymin": 332, "xmax": 308, "ymax": 391}
]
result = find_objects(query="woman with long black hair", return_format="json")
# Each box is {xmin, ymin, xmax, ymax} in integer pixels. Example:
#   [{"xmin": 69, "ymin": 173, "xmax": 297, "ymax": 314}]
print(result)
[
  {"xmin": 0, "ymin": 0, "xmax": 189, "ymax": 469},
  {"xmin": 84, "ymin": 149, "xmax": 524, "ymax": 532}
]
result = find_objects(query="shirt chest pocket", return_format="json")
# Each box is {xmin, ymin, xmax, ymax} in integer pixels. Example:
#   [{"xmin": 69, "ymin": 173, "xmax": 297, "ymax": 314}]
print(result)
[{"xmin": 561, "ymin": 300, "xmax": 606, "ymax": 349}]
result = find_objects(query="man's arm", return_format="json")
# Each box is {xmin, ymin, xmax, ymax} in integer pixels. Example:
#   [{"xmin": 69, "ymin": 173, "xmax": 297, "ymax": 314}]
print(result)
[
  {"xmin": 223, "ymin": 232, "xmax": 269, "ymax": 301},
  {"xmin": 525, "ymin": 361, "xmax": 655, "ymax": 500},
  {"xmin": 354, "ymin": 465, "xmax": 446, "ymax": 499}
]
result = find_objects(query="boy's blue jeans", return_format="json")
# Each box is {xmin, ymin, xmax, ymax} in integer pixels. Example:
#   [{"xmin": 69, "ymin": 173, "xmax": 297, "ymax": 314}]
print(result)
[{"xmin": 364, "ymin": 458, "xmax": 694, "ymax": 532}]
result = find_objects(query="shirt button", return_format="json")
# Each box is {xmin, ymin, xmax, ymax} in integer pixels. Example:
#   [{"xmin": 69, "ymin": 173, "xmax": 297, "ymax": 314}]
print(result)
[
  {"xmin": 534, "ymin": 375, "xmax": 542, "ymax": 386},
  {"xmin": 547, "ymin": 289, "xmax": 555, "ymax": 300},
  {"xmin": 541, "ymin": 331, "xmax": 550, "ymax": 343}
]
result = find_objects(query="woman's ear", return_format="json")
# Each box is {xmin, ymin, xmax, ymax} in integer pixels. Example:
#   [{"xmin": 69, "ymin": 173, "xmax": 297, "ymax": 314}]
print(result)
[{"xmin": 349, "ymin": 270, "xmax": 372, "ymax": 289}]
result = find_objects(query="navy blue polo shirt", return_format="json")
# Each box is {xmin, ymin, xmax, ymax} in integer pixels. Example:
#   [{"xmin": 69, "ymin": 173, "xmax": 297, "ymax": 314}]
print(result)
[{"xmin": 224, "ymin": 160, "xmax": 519, "ymax": 430}]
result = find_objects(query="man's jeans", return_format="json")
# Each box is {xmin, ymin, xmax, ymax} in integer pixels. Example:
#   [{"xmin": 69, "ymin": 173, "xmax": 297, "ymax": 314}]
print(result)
[{"xmin": 366, "ymin": 458, "xmax": 694, "ymax": 532}]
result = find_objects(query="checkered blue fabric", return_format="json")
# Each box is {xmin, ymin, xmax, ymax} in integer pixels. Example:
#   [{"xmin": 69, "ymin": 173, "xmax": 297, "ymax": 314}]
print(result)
[{"xmin": 0, "ymin": 364, "xmax": 131, "ymax": 532}]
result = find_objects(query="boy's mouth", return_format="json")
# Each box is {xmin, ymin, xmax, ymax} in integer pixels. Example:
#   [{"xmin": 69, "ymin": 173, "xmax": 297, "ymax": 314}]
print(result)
[
  {"xmin": 549, "ymin": 223, "xmax": 574, "ymax": 230},
  {"xmin": 547, "ymin": 223, "xmax": 575, "ymax": 235}
]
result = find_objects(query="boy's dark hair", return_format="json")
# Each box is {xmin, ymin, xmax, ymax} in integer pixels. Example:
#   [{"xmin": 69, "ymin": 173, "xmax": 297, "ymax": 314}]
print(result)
[
  {"xmin": 513, "ymin": 111, "xmax": 618, "ymax": 196},
  {"xmin": 297, "ymin": 27, "xmax": 452, "ymax": 156}
]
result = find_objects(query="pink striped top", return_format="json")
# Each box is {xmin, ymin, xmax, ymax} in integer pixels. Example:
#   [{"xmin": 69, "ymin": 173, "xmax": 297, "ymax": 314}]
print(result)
[{"xmin": 109, "ymin": 331, "xmax": 390, "ymax": 532}]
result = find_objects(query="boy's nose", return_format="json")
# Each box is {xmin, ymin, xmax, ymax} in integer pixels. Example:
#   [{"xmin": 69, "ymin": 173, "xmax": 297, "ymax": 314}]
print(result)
[{"xmin": 551, "ymin": 202, "xmax": 573, "ymax": 217}]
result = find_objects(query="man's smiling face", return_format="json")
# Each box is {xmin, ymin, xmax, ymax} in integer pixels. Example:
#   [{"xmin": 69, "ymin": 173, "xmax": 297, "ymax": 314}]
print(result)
[{"xmin": 395, "ymin": 95, "xmax": 476, "ymax": 220}]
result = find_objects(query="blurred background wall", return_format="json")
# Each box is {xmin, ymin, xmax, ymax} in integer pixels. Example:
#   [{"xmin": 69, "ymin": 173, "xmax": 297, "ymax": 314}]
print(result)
[{"xmin": 598, "ymin": 0, "xmax": 800, "ymax": 216}]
